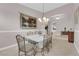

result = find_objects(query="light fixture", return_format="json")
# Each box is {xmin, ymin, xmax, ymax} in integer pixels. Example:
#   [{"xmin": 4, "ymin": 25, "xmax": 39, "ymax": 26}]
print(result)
[
  {"xmin": 38, "ymin": 3, "xmax": 49, "ymax": 26},
  {"xmin": 55, "ymin": 17, "xmax": 60, "ymax": 20},
  {"xmin": 38, "ymin": 18, "xmax": 42, "ymax": 22}
]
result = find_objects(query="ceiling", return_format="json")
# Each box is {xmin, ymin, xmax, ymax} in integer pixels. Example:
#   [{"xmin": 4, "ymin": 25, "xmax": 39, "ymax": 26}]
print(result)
[{"xmin": 21, "ymin": 3, "xmax": 68, "ymax": 13}]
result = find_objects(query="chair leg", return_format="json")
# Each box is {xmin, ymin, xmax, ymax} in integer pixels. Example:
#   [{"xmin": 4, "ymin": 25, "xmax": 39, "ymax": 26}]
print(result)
[
  {"xmin": 33, "ymin": 50, "xmax": 36, "ymax": 56},
  {"xmin": 18, "ymin": 50, "xmax": 20, "ymax": 56},
  {"xmin": 24, "ymin": 51, "xmax": 27, "ymax": 56},
  {"xmin": 33, "ymin": 46, "xmax": 37, "ymax": 56},
  {"xmin": 41, "ymin": 48, "xmax": 45, "ymax": 56},
  {"xmin": 50, "ymin": 43, "xmax": 52, "ymax": 48},
  {"xmin": 47, "ymin": 47, "xmax": 49, "ymax": 53}
]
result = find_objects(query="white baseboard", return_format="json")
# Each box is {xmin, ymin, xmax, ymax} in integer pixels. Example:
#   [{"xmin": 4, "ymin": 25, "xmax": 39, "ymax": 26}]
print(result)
[
  {"xmin": 74, "ymin": 43, "xmax": 79, "ymax": 54},
  {"xmin": 0, "ymin": 44, "xmax": 17, "ymax": 51}
]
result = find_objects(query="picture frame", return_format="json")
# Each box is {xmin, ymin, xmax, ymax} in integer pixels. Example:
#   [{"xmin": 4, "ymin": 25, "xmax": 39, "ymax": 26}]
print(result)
[{"xmin": 20, "ymin": 13, "xmax": 37, "ymax": 29}]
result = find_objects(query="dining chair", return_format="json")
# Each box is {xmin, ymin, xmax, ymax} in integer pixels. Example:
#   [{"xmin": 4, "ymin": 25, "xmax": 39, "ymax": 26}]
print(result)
[
  {"xmin": 35, "ymin": 34, "xmax": 49, "ymax": 56},
  {"xmin": 47, "ymin": 33, "xmax": 52, "ymax": 50},
  {"xmin": 42, "ymin": 36, "xmax": 49, "ymax": 55},
  {"xmin": 16, "ymin": 34, "xmax": 36, "ymax": 56}
]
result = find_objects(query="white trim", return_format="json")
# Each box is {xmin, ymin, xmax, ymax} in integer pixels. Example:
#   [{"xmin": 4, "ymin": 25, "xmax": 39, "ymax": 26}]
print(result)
[
  {"xmin": 74, "ymin": 42, "xmax": 79, "ymax": 54},
  {"xmin": 0, "ymin": 44, "xmax": 17, "ymax": 51}
]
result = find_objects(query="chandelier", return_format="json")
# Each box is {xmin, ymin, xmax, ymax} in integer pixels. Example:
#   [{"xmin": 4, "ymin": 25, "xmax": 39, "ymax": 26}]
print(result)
[{"xmin": 38, "ymin": 3, "xmax": 49, "ymax": 26}]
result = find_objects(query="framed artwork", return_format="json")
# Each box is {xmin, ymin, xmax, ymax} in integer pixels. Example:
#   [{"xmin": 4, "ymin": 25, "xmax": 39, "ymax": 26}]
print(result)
[{"xmin": 20, "ymin": 13, "xmax": 37, "ymax": 29}]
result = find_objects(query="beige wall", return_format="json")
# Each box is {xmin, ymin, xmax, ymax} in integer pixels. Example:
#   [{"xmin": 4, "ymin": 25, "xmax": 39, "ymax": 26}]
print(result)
[
  {"xmin": 0, "ymin": 3, "xmax": 43, "ymax": 31},
  {"xmin": 46, "ymin": 4, "xmax": 75, "ymax": 32},
  {"xmin": 74, "ymin": 4, "xmax": 79, "ymax": 53},
  {"xmin": 0, "ymin": 3, "xmax": 43, "ymax": 48}
]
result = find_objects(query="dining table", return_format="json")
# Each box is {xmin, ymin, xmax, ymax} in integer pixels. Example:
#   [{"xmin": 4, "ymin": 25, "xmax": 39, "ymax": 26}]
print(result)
[{"xmin": 20, "ymin": 34, "xmax": 47, "ymax": 48}]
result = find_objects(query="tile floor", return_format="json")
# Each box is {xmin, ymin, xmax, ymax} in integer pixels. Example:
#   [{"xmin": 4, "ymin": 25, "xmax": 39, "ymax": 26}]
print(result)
[{"xmin": 0, "ymin": 39, "xmax": 79, "ymax": 56}]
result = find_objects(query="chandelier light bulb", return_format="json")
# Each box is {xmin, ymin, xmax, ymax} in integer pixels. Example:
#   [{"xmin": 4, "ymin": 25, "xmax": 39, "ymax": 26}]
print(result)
[
  {"xmin": 47, "ymin": 18, "xmax": 49, "ymax": 22},
  {"xmin": 43, "ymin": 17, "xmax": 47, "ymax": 22},
  {"xmin": 38, "ymin": 18, "xmax": 42, "ymax": 22}
]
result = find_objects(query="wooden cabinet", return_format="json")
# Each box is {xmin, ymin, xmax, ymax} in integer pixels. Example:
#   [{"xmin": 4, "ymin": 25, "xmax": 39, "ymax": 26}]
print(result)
[
  {"xmin": 68, "ymin": 32, "xmax": 74, "ymax": 43},
  {"xmin": 61, "ymin": 31, "xmax": 74, "ymax": 43}
]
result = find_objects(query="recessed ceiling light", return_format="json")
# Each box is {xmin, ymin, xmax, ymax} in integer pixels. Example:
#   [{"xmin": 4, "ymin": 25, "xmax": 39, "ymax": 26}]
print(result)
[
  {"xmin": 50, "ymin": 14, "xmax": 65, "ymax": 19},
  {"xmin": 56, "ymin": 17, "xmax": 60, "ymax": 20}
]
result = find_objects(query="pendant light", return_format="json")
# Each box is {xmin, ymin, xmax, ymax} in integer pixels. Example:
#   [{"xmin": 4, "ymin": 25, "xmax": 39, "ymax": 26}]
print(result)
[{"xmin": 38, "ymin": 3, "xmax": 49, "ymax": 25}]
